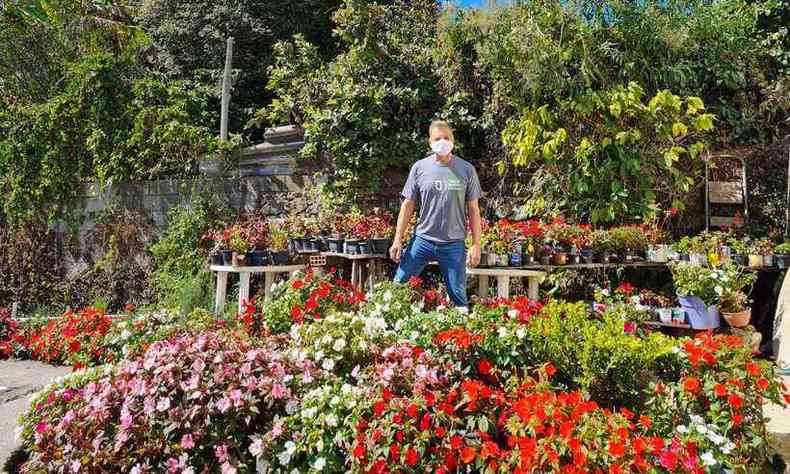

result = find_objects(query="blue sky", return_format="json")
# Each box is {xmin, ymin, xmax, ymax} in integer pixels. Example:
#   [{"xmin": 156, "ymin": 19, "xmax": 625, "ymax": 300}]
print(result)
[{"xmin": 451, "ymin": 0, "xmax": 505, "ymax": 9}]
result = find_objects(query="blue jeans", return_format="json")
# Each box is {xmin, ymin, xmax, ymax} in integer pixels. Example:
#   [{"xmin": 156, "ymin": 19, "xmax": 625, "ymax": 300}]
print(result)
[{"xmin": 394, "ymin": 235, "xmax": 468, "ymax": 307}]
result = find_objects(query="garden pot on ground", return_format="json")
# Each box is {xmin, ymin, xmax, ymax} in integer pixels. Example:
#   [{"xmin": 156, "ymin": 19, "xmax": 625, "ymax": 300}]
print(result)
[
  {"xmin": 345, "ymin": 239, "xmax": 360, "ymax": 255},
  {"xmin": 552, "ymin": 252, "xmax": 568, "ymax": 265},
  {"xmin": 776, "ymin": 254, "xmax": 790, "ymax": 269},
  {"xmin": 327, "ymin": 238, "xmax": 344, "ymax": 253},
  {"xmin": 678, "ymin": 296, "xmax": 719, "ymax": 330},
  {"xmin": 210, "ymin": 253, "xmax": 224, "ymax": 266},
  {"xmin": 496, "ymin": 253, "xmax": 509, "ymax": 266},
  {"xmin": 221, "ymin": 250, "xmax": 233, "ymax": 266},
  {"xmin": 358, "ymin": 240, "xmax": 372, "ymax": 255},
  {"xmin": 370, "ymin": 238, "xmax": 392, "ymax": 254},
  {"xmin": 733, "ymin": 254, "xmax": 747, "ymax": 266},
  {"xmin": 722, "ymin": 309, "xmax": 751, "ymax": 328},
  {"xmin": 232, "ymin": 252, "xmax": 248, "ymax": 267},
  {"xmin": 748, "ymin": 254, "xmax": 763, "ymax": 267},
  {"xmin": 270, "ymin": 251, "xmax": 290, "ymax": 265}
]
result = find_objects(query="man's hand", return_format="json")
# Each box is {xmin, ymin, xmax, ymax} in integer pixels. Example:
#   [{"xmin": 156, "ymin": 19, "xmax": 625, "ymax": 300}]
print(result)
[
  {"xmin": 467, "ymin": 243, "xmax": 481, "ymax": 267},
  {"xmin": 389, "ymin": 240, "xmax": 403, "ymax": 262}
]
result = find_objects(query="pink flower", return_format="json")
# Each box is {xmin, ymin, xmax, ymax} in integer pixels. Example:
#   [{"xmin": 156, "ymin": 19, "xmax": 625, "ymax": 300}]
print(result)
[
  {"xmin": 217, "ymin": 396, "xmax": 231, "ymax": 413},
  {"xmin": 271, "ymin": 383, "xmax": 287, "ymax": 399},
  {"xmin": 181, "ymin": 433, "xmax": 195, "ymax": 450},
  {"xmin": 35, "ymin": 422, "xmax": 48, "ymax": 434},
  {"xmin": 249, "ymin": 437, "xmax": 264, "ymax": 456},
  {"xmin": 221, "ymin": 462, "xmax": 237, "ymax": 474},
  {"xmin": 215, "ymin": 444, "xmax": 229, "ymax": 462},
  {"xmin": 230, "ymin": 389, "xmax": 243, "ymax": 406},
  {"xmin": 166, "ymin": 457, "xmax": 180, "ymax": 473},
  {"xmin": 156, "ymin": 397, "xmax": 171, "ymax": 412}
]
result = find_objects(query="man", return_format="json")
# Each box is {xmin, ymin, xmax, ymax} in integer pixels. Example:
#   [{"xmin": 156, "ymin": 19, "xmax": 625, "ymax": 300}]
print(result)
[{"xmin": 389, "ymin": 120, "xmax": 483, "ymax": 308}]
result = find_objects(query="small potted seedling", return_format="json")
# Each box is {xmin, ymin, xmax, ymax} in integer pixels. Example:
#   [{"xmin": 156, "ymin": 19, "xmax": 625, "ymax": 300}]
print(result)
[
  {"xmin": 590, "ymin": 230, "xmax": 614, "ymax": 263},
  {"xmin": 728, "ymin": 237, "xmax": 750, "ymax": 266},
  {"xmin": 774, "ymin": 242, "xmax": 790, "ymax": 269},
  {"xmin": 368, "ymin": 208, "xmax": 395, "ymax": 254},
  {"xmin": 267, "ymin": 221, "xmax": 291, "ymax": 265},
  {"xmin": 228, "ymin": 225, "xmax": 252, "ymax": 266}
]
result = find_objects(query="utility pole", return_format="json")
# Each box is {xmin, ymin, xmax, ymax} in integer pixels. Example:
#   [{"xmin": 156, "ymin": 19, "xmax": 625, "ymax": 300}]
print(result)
[{"xmin": 220, "ymin": 37, "xmax": 234, "ymax": 142}]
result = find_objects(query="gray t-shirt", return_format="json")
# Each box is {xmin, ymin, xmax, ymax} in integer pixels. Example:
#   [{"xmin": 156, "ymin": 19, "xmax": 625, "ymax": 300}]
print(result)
[{"xmin": 401, "ymin": 154, "xmax": 482, "ymax": 243}]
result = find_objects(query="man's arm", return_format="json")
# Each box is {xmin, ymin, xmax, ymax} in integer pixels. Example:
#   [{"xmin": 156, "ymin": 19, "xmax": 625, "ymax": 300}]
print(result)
[
  {"xmin": 390, "ymin": 199, "xmax": 415, "ymax": 262},
  {"xmin": 467, "ymin": 199, "xmax": 482, "ymax": 267}
]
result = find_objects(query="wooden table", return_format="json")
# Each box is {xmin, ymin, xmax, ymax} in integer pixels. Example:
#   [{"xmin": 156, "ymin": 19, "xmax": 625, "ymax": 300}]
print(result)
[
  {"xmin": 210, "ymin": 264, "xmax": 306, "ymax": 314},
  {"xmin": 321, "ymin": 252, "xmax": 388, "ymax": 292},
  {"xmin": 466, "ymin": 267, "xmax": 546, "ymax": 300}
]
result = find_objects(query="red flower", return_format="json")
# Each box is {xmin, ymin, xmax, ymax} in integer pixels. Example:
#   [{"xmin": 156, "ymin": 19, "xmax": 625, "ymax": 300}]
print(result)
[
  {"xmin": 478, "ymin": 358, "xmax": 492, "ymax": 375},
  {"xmin": 713, "ymin": 383, "xmax": 728, "ymax": 397},
  {"xmin": 639, "ymin": 415, "xmax": 652, "ymax": 429},
  {"xmin": 405, "ymin": 447, "xmax": 420, "ymax": 467},
  {"xmin": 389, "ymin": 443, "xmax": 400, "ymax": 461},
  {"xmin": 409, "ymin": 276, "xmax": 422, "ymax": 289},
  {"xmin": 291, "ymin": 279, "xmax": 304, "ymax": 289},
  {"xmin": 683, "ymin": 377, "xmax": 700, "ymax": 393},
  {"xmin": 728, "ymin": 393, "xmax": 744, "ymax": 409},
  {"xmin": 545, "ymin": 363, "xmax": 556, "ymax": 378},
  {"xmin": 460, "ymin": 446, "xmax": 476, "ymax": 464},
  {"xmin": 352, "ymin": 443, "xmax": 366, "ymax": 458},
  {"xmin": 616, "ymin": 282, "xmax": 635, "ymax": 295},
  {"xmin": 609, "ymin": 439, "xmax": 626, "ymax": 457},
  {"xmin": 756, "ymin": 378, "xmax": 770, "ymax": 391},
  {"xmin": 406, "ymin": 403, "xmax": 419, "ymax": 419},
  {"xmin": 746, "ymin": 361, "xmax": 760, "ymax": 377},
  {"xmin": 732, "ymin": 413, "xmax": 744, "ymax": 425}
]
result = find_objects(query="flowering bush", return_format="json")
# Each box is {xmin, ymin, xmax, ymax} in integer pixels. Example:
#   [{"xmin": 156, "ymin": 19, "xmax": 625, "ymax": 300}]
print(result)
[
  {"xmin": 21, "ymin": 307, "xmax": 114, "ymax": 368},
  {"xmin": 669, "ymin": 262, "xmax": 754, "ymax": 308},
  {"xmin": 353, "ymin": 208, "xmax": 394, "ymax": 239},
  {"xmin": 19, "ymin": 331, "xmax": 323, "ymax": 473},
  {"xmin": 646, "ymin": 332, "xmax": 790, "ymax": 471},
  {"xmin": 258, "ymin": 269, "xmax": 364, "ymax": 334},
  {"xmin": 0, "ymin": 307, "xmax": 18, "ymax": 359}
]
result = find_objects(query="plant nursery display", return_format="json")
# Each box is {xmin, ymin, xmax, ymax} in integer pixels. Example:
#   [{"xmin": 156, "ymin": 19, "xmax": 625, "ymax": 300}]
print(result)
[{"xmin": 10, "ymin": 275, "xmax": 790, "ymax": 474}]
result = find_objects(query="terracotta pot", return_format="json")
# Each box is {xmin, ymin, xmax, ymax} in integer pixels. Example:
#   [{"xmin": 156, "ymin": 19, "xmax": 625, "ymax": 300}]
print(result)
[
  {"xmin": 552, "ymin": 252, "xmax": 568, "ymax": 265},
  {"xmin": 722, "ymin": 309, "xmax": 751, "ymax": 328}
]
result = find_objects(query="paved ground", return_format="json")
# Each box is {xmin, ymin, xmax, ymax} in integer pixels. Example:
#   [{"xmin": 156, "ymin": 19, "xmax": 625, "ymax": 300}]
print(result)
[
  {"xmin": 767, "ymin": 375, "xmax": 790, "ymax": 472},
  {"xmin": 0, "ymin": 360, "xmax": 70, "ymax": 473}
]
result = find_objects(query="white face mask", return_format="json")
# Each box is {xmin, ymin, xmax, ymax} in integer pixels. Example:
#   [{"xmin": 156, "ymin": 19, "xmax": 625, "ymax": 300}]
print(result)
[{"xmin": 431, "ymin": 138, "xmax": 454, "ymax": 157}]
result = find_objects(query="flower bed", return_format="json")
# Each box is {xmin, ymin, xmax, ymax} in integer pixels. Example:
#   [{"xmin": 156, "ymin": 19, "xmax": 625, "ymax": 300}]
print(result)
[{"xmin": 14, "ymin": 278, "xmax": 790, "ymax": 473}]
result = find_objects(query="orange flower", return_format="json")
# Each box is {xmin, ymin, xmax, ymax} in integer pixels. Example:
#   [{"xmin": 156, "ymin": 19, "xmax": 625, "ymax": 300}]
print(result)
[
  {"xmin": 460, "ymin": 446, "xmax": 476, "ymax": 464},
  {"xmin": 683, "ymin": 377, "xmax": 700, "ymax": 393}
]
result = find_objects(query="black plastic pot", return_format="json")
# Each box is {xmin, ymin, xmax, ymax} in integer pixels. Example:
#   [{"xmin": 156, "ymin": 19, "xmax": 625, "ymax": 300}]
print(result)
[
  {"xmin": 271, "ymin": 251, "xmax": 290, "ymax": 265},
  {"xmin": 249, "ymin": 250, "xmax": 267, "ymax": 266},
  {"xmin": 523, "ymin": 254, "xmax": 535, "ymax": 265},
  {"xmin": 210, "ymin": 253, "xmax": 224, "ymax": 265},
  {"xmin": 733, "ymin": 254, "xmax": 747, "ymax": 266},
  {"xmin": 776, "ymin": 254, "xmax": 790, "ymax": 269},
  {"xmin": 327, "ymin": 238, "xmax": 345, "ymax": 253},
  {"xmin": 370, "ymin": 238, "xmax": 392, "ymax": 254},
  {"xmin": 358, "ymin": 240, "xmax": 372, "ymax": 255},
  {"xmin": 221, "ymin": 250, "xmax": 233, "ymax": 266},
  {"xmin": 539, "ymin": 255, "xmax": 551, "ymax": 265},
  {"xmin": 305, "ymin": 239, "xmax": 320, "ymax": 252},
  {"xmin": 345, "ymin": 239, "xmax": 360, "ymax": 255},
  {"xmin": 569, "ymin": 254, "xmax": 581, "ymax": 264}
]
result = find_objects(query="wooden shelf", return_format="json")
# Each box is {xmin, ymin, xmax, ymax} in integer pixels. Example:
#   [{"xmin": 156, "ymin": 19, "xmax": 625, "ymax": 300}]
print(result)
[
  {"xmin": 210, "ymin": 264, "xmax": 306, "ymax": 273},
  {"xmin": 321, "ymin": 252, "xmax": 388, "ymax": 260}
]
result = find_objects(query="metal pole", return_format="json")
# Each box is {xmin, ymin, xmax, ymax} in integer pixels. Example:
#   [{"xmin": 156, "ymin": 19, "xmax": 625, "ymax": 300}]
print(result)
[
  {"xmin": 704, "ymin": 152, "xmax": 710, "ymax": 231},
  {"xmin": 220, "ymin": 37, "xmax": 234, "ymax": 142}
]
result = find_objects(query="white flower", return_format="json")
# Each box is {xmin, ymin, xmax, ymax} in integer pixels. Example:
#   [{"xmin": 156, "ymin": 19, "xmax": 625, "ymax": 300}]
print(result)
[
  {"xmin": 121, "ymin": 330, "xmax": 133, "ymax": 340},
  {"xmin": 714, "ymin": 286, "xmax": 723, "ymax": 296},
  {"xmin": 676, "ymin": 425, "xmax": 689, "ymax": 434},
  {"xmin": 457, "ymin": 306, "xmax": 469, "ymax": 314},
  {"xmin": 325, "ymin": 414, "xmax": 338, "ymax": 427},
  {"xmin": 333, "ymin": 338, "xmax": 347, "ymax": 352},
  {"xmin": 497, "ymin": 327, "xmax": 508, "ymax": 339},
  {"xmin": 507, "ymin": 309, "xmax": 519, "ymax": 319},
  {"xmin": 721, "ymin": 442, "xmax": 735, "ymax": 454},
  {"xmin": 701, "ymin": 451, "xmax": 717, "ymax": 466},
  {"xmin": 313, "ymin": 457, "xmax": 327, "ymax": 471},
  {"xmin": 707, "ymin": 432, "xmax": 725, "ymax": 445},
  {"xmin": 285, "ymin": 400, "xmax": 298, "ymax": 415},
  {"xmin": 314, "ymin": 351, "xmax": 324, "ymax": 361},
  {"xmin": 383, "ymin": 290, "xmax": 393, "ymax": 302},
  {"xmin": 277, "ymin": 450, "xmax": 291, "ymax": 466},
  {"xmin": 321, "ymin": 334, "xmax": 333, "ymax": 345},
  {"xmin": 285, "ymin": 441, "xmax": 296, "ymax": 455},
  {"xmin": 516, "ymin": 328, "xmax": 526, "ymax": 339},
  {"xmin": 322, "ymin": 358, "xmax": 335, "ymax": 371},
  {"xmin": 696, "ymin": 424, "xmax": 708, "ymax": 434}
]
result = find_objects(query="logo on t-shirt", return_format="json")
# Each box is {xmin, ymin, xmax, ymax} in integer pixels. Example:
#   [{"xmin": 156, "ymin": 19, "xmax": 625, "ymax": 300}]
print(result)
[
  {"xmin": 433, "ymin": 180, "xmax": 445, "ymax": 191},
  {"xmin": 446, "ymin": 175, "xmax": 463, "ymax": 191}
]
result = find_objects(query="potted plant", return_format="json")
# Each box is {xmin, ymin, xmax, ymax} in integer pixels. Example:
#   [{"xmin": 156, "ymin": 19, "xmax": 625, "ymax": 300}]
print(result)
[
  {"xmin": 228, "ymin": 225, "xmax": 252, "ymax": 266},
  {"xmin": 672, "ymin": 236, "xmax": 694, "ymax": 262},
  {"xmin": 244, "ymin": 215, "xmax": 269, "ymax": 266},
  {"xmin": 367, "ymin": 208, "xmax": 395, "ymax": 254},
  {"xmin": 609, "ymin": 226, "xmax": 648, "ymax": 262},
  {"xmin": 727, "ymin": 236, "xmax": 750, "ymax": 266},
  {"xmin": 686, "ymin": 235, "xmax": 707, "ymax": 266},
  {"xmin": 201, "ymin": 229, "xmax": 226, "ymax": 266},
  {"xmin": 327, "ymin": 211, "xmax": 348, "ymax": 253},
  {"xmin": 718, "ymin": 266, "xmax": 757, "ymax": 328},
  {"xmin": 749, "ymin": 239, "xmax": 772, "ymax": 267},
  {"xmin": 756, "ymin": 238, "xmax": 774, "ymax": 267},
  {"xmin": 639, "ymin": 290, "xmax": 674, "ymax": 324},
  {"xmin": 545, "ymin": 221, "xmax": 585, "ymax": 265},
  {"xmin": 352, "ymin": 214, "xmax": 374, "ymax": 255},
  {"xmin": 539, "ymin": 244, "xmax": 553, "ymax": 265},
  {"xmin": 589, "ymin": 229, "xmax": 614, "ymax": 263},
  {"xmin": 267, "ymin": 221, "xmax": 291, "ymax": 265},
  {"xmin": 668, "ymin": 261, "xmax": 747, "ymax": 330},
  {"xmin": 775, "ymin": 242, "xmax": 790, "ymax": 269}
]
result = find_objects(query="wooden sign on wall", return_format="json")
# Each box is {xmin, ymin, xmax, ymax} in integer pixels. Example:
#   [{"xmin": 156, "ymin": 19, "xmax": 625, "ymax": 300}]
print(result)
[{"xmin": 708, "ymin": 181, "xmax": 743, "ymax": 204}]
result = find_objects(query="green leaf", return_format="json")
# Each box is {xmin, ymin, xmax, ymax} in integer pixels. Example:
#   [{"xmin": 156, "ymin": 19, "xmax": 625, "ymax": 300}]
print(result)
[
  {"xmin": 672, "ymin": 122, "xmax": 688, "ymax": 138},
  {"xmin": 687, "ymin": 96, "xmax": 705, "ymax": 115}
]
